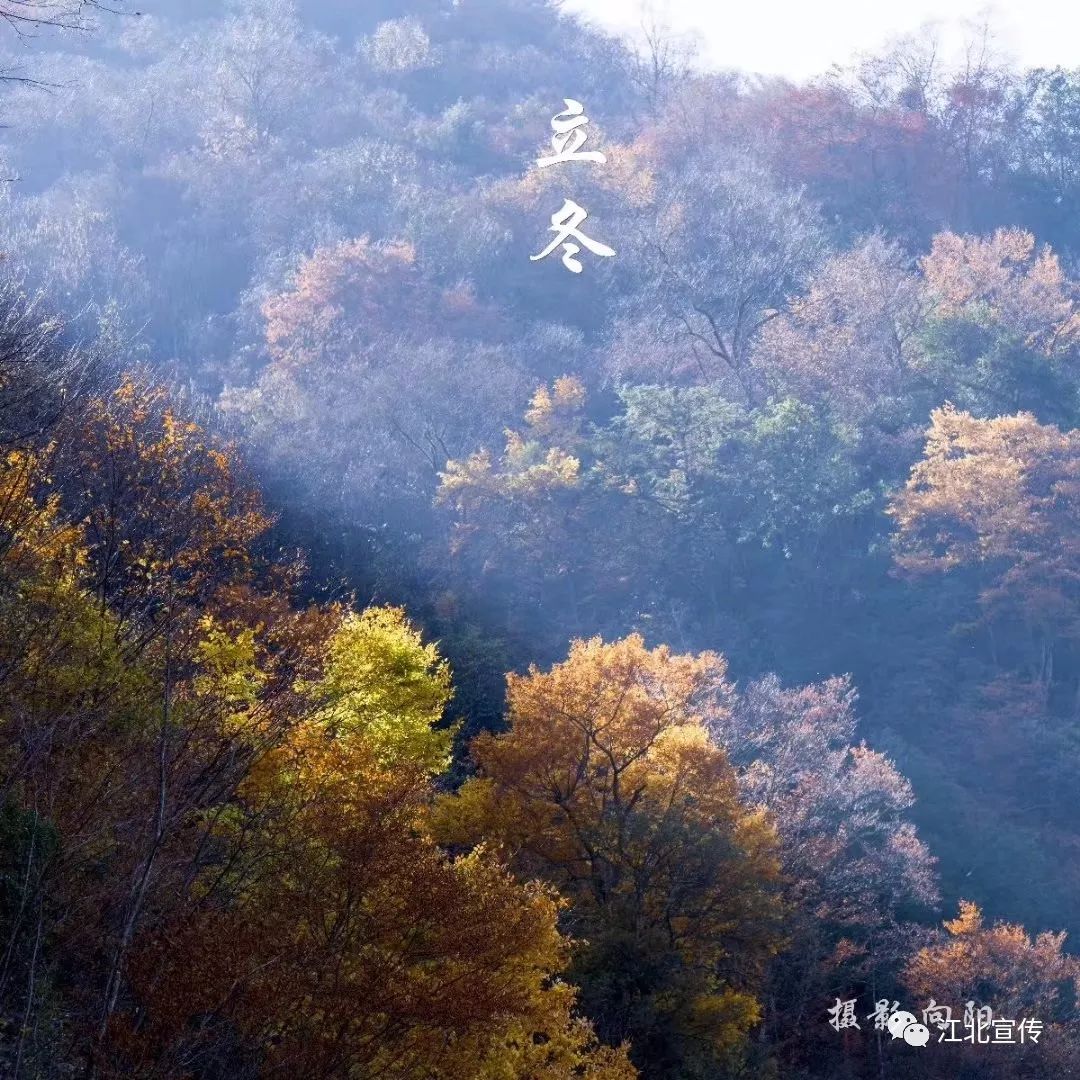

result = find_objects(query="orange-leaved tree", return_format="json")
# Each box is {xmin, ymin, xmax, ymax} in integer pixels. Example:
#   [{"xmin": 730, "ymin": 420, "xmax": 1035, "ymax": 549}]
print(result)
[
  {"xmin": 901, "ymin": 902, "xmax": 1080, "ymax": 1078},
  {"xmin": 117, "ymin": 606, "xmax": 636, "ymax": 1080},
  {"xmin": 435, "ymin": 634, "xmax": 783, "ymax": 1080},
  {"xmin": 890, "ymin": 403, "xmax": 1080, "ymax": 688}
]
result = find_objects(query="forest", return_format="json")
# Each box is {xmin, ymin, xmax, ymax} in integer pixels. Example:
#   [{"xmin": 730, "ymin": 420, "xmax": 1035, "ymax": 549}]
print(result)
[{"xmin": 1, "ymin": 0, "xmax": 1080, "ymax": 1076}]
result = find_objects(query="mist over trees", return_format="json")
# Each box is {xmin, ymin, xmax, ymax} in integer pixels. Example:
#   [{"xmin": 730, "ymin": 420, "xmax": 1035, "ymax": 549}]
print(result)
[{"xmin": 2, "ymin": 1, "xmax": 1080, "ymax": 1077}]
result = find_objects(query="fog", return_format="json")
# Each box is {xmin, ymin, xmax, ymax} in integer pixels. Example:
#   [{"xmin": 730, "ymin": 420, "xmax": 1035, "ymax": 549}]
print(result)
[{"xmin": 1, "ymin": 2, "xmax": 1078, "ymax": 1077}]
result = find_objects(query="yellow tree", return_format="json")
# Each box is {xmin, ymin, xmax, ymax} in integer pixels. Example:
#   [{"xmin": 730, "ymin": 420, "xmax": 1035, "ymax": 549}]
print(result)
[
  {"xmin": 119, "ymin": 607, "xmax": 635, "ymax": 1080},
  {"xmin": 306, "ymin": 605, "xmax": 456, "ymax": 775},
  {"xmin": 68, "ymin": 377, "xmax": 273, "ymax": 630},
  {"xmin": 0, "ymin": 378, "xmax": 337, "ymax": 1072},
  {"xmin": 902, "ymin": 902, "xmax": 1080, "ymax": 1078},
  {"xmin": 0, "ymin": 390, "xmax": 627, "ymax": 1078},
  {"xmin": 438, "ymin": 376, "xmax": 587, "ymax": 544},
  {"xmin": 890, "ymin": 403, "xmax": 1080, "ymax": 686},
  {"xmin": 437, "ymin": 377, "xmax": 600, "ymax": 632},
  {"xmin": 888, "ymin": 404, "xmax": 1080, "ymax": 937},
  {"xmin": 920, "ymin": 229, "xmax": 1080, "ymax": 357},
  {"xmin": 435, "ymin": 635, "xmax": 783, "ymax": 1079}
]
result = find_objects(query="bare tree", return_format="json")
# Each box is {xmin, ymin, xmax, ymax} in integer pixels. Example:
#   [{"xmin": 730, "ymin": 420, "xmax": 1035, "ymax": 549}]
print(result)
[
  {"xmin": 1, "ymin": 1, "xmax": 135, "ymax": 89},
  {"xmin": 624, "ymin": 152, "xmax": 826, "ymax": 402},
  {"xmin": 0, "ymin": 1, "xmax": 130, "ymax": 34},
  {"xmin": 625, "ymin": 3, "xmax": 699, "ymax": 113}
]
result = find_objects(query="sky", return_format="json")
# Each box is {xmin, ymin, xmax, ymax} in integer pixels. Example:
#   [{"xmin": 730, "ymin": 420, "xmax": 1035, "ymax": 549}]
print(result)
[{"xmin": 561, "ymin": 0, "xmax": 1080, "ymax": 79}]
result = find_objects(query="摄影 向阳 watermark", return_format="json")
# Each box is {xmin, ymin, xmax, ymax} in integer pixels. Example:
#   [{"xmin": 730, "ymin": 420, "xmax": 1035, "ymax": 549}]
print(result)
[{"xmin": 828, "ymin": 996, "xmax": 1042, "ymax": 1048}]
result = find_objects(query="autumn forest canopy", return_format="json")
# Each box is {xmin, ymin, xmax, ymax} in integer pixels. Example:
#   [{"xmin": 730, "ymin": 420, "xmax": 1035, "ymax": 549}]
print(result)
[{"xmin": 3, "ymin": 1, "xmax": 1080, "ymax": 1077}]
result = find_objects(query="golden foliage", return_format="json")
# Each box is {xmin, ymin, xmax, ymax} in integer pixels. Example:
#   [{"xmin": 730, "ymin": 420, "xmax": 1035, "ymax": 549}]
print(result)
[
  {"xmin": 307, "ymin": 605, "xmax": 455, "ymax": 774},
  {"xmin": 890, "ymin": 404, "xmax": 1080, "ymax": 633},
  {"xmin": 921, "ymin": 229, "xmax": 1080, "ymax": 355},
  {"xmin": 905, "ymin": 900, "xmax": 1080, "ymax": 1025},
  {"xmin": 126, "ymin": 670, "xmax": 634, "ymax": 1079},
  {"xmin": 437, "ymin": 634, "xmax": 782, "ymax": 1071}
]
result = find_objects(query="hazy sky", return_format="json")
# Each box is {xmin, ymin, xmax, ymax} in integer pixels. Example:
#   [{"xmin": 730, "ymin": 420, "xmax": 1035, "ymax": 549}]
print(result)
[{"xmin": 562, "ymin": 0, "xmax": 1080, "ymax": 78}]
